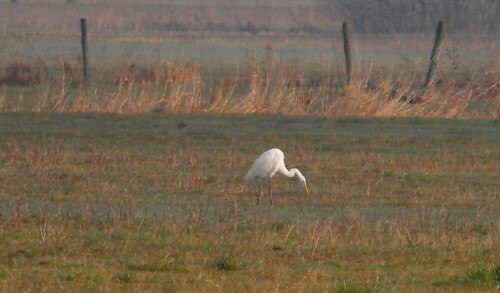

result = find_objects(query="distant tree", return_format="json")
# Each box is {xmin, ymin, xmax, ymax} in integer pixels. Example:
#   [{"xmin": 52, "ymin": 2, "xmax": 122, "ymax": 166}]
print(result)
[{"xmin": 321, "ymin": 0, "xmax": 499, "ymax": 33}]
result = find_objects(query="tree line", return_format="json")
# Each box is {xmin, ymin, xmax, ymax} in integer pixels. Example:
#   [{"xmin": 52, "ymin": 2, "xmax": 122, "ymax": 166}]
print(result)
[
  {"xmin": 323, "ymin": 0, "xmax": 498, "ymax": 33},
  {"xmin": 5, "ymin": 0, "xmax": 499, "ymax": 33}
]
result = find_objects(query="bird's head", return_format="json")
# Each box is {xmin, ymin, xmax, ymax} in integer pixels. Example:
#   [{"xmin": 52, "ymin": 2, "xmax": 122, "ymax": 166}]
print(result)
[{"xmin": 291, "ymin": 168, "xmax": 309, "ymax": 196}]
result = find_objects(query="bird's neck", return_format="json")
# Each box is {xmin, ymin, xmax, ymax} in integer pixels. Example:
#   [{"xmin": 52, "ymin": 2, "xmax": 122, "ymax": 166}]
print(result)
[{"xmin": 283, "ymin": 168, "xmax": 298, "ymax": 178}]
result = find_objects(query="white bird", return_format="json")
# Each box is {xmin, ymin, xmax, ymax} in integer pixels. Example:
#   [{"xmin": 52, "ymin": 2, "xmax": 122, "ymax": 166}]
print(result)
[{"xmin": 244, "ymin": 148, "xmax": 309, "ymax": 205}]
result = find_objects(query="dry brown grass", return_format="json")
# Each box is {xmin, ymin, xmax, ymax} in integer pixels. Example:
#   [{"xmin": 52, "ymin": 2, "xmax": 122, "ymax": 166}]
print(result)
[
  {"xmin": 328, "ymin": 76, "xmax": 500, "ymax": 118},
  {"xmin": 1, "ymin": 57, "xmax": 498, "ymax": 118}
]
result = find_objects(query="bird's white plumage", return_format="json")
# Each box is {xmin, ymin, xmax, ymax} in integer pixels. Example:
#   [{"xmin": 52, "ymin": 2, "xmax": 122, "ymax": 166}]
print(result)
[
  {"xmin": 244, "ymin": 148, "xmax": 309, "ymax": 199},
  {"xmin": 245, "ymin": 148, "xmax": 285, "ymax": 181}
]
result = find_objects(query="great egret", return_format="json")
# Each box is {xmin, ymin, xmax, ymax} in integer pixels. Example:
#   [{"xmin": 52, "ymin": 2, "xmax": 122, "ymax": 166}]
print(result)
[{"xmin": 244, "ymin": 148, "xmax": 309, "ymax": 205}]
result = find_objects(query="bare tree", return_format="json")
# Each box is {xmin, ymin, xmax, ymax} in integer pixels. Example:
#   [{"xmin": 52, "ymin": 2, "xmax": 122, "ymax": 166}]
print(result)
[{"xmin": 321, "ymin": 0, "xmax": 499, "ymax": 33}]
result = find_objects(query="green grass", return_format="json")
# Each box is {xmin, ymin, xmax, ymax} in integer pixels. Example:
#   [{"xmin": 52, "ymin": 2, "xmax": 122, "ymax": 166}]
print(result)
[{"xmin": 0, "ymin": 113, "xmax": 498, "ymax": 291}]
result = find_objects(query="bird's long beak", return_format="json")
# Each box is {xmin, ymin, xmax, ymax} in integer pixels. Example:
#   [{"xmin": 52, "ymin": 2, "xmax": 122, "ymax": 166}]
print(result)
[{"xmin": 304, "ymin": 184, "xmax": 310, "ymax": 196}]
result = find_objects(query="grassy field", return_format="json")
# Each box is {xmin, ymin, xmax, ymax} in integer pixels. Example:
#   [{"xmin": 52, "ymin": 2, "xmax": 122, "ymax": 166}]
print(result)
[
  {"xmin": 0, "ymin": 113, "xmax": 498, "ymax": 291},
  {"xmin": 1, "ymin": 2, "xmax": 498, "ymax": 291}
]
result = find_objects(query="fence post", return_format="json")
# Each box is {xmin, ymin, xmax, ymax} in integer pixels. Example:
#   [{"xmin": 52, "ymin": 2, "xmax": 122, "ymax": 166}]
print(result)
[
  {"xmin": 80, "ymin": 18, "xmax": 89, "ymax": 83},
  {"xmin": 423, "ymin": 21, "xmax": 444, "ymax": 90},
  {"xmin": 342, "ymin": 22, "xmax": 353, "ymax": 85}
]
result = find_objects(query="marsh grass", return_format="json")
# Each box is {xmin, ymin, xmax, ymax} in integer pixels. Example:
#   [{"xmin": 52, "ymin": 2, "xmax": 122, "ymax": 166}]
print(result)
[
  {"xmin": 1, "ymin": 30, "xmax": 499, "ymax": 118},
  {"xmin": 0, "ymin": 56, "xmax": 498, "ymax": 118},
  {"xmin": 0, "ymin": 113, "xmax": 498, "ymax": 291}
]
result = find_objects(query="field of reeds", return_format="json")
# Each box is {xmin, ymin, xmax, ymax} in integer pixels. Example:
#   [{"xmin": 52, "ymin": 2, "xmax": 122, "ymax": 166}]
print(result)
[
  {"xmin": 0, "ymin": 113, "xmax": 498, "ymax": 291},
  {"xmin": 1, "ymin": 30, "xmax": 499, "ymax": 118}
]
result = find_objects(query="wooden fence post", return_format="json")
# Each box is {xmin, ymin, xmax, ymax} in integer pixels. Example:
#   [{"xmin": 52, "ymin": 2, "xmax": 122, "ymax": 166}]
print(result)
[
  {"xmin": 423, "ymin": 21, "xmax": 444, "ymax": 89},
  {"xmin": 80, "ymin": 18, "xmax": 89, "ymax": 83},
  {"xmin": 342, "ymin": 22, "xmax": 353, "ymax": 85}
]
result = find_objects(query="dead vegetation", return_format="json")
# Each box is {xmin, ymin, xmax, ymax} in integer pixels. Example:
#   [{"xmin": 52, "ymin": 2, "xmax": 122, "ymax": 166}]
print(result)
[
  {"xmin": 0, "ymin": 61, "xmax": 50, "ymax": 86},
  {"xmin": 0, "ymin": 56, "xmax": 498, "ymax": 118}
]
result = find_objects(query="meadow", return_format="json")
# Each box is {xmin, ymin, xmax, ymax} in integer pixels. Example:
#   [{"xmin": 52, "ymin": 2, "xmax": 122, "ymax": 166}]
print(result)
[
  {"xmin": 0, "ymin": 5, "xmax": 499, "ymax": 291},
  {"xmin": 0, "ymin": 113, "xmax": 498, "ymax": 292}
]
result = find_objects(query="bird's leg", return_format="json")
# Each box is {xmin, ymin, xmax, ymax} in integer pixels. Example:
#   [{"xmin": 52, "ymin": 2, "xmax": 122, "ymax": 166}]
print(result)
[
  {"xmin": 268, "ymin": 178, "xmax": 273, "ymax": 205},
  {"xmin": 257, "ymin": 185, "xmax": 262, "ymax": 206}
]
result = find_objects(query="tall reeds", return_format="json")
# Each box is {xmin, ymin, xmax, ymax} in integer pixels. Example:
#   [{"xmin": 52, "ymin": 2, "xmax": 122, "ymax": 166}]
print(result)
[{"xmin": 0, "ymin": 57, "xmax": 498, "ymax": 118}]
